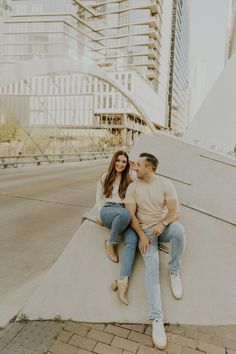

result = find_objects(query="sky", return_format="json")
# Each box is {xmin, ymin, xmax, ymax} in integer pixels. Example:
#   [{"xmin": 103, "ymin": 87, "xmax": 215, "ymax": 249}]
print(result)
[{"xmin": 189, "ymin": 0, "xmax": 232, "ymax": 93}]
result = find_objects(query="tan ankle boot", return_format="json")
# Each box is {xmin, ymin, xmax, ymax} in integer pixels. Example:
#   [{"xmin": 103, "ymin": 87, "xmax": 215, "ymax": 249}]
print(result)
[
  {"xmin": 111, "ymin": 277, "xmax": 129, "ymax": 305},
  {"xmin": 105, "ymin": 241, "xmax": 119, "ymax": 263}
]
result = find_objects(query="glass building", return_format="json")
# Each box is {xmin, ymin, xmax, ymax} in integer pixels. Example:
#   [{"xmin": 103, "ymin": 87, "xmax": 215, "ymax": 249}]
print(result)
[{"xmin": 168, "ymin": 0, "xmax": 190, "ymax": 135}]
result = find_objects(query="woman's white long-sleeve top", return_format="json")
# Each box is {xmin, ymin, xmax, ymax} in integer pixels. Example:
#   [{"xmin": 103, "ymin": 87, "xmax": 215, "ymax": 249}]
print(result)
[{"xmin": 96, "ymin": 173, "xmax": 124, "ymax": 213}]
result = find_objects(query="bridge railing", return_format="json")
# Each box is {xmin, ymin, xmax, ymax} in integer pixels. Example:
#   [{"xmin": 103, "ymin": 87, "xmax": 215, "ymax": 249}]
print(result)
[{"xmin": 0, "ymin": 151, "xmax": 115, "ymax": 169}]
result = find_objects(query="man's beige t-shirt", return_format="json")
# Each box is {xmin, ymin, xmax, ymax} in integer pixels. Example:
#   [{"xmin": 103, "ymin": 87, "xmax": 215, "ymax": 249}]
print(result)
[{"xmin": 125, "ymin": 175, "xmax": 178, "ymax": 229}]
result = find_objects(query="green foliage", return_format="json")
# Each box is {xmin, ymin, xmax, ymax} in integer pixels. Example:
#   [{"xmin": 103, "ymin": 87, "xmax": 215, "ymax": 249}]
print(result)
[
  {"xmin": 53, "ymin": 315, "xmax": 64, "ymax": 323},
  {"xmin": 0, "ymin": 120, "xmax": 20, "ymax": 143}
]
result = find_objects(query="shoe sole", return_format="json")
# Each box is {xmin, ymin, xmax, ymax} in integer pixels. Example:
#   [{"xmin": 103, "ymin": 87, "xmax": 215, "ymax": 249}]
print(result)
[
  {"xmin": 155, "ymin": 343, "xmax": 167, "ymax": 350},
  {"xmin": 170, "ymin": 285, "xmax": 183, "ymax": 300},
  {"xmin": 111, "ymin": 281, "xmax": 118, "ymax": 291},
  {"xmin": 172, "ymin": 293, "xmax": 183, "ymax": 300}
]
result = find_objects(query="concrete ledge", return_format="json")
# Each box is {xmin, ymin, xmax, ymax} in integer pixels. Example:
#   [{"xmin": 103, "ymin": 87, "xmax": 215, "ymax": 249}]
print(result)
[
  {"xmin": 19, "ymin": 134, "xmax": 236, "ymax": 325},
  {"xmin": 20, "ymin": 209, "xmax": 236, "ymax": 324}
]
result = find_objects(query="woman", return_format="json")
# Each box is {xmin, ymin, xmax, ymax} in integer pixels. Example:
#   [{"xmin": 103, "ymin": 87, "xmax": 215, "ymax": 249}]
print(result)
[{"xmin": 96, "ymin": 151, "xmax": 138, "ymax": 305}]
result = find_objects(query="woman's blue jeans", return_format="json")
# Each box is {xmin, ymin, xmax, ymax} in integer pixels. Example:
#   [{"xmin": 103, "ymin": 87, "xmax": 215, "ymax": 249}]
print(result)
[{"xmin": 100, "ymin": 202, "xmax": 138, "ymax": 278}]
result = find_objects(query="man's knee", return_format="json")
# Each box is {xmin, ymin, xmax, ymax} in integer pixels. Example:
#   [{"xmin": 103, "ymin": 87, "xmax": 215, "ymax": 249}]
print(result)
[
  {"xmin": 143, "ymin": 252, "xmax": 159, "ymax": 270},
  {"xmin": 170, "ymin": 221, "xmax": 185, "ymax": 242}
]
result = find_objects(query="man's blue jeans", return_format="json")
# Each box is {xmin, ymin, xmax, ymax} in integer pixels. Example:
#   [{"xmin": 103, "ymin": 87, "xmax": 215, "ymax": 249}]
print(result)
[
  {"xmin": 142, "ymin": 221, "xmax": 186, "ymax": 320},
  {"xmin": 100, "ymin": 202, "xmax": 138, "ymax": 278}
]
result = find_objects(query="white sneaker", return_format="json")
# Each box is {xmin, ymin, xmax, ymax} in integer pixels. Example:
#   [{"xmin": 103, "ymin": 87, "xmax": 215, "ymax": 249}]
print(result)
[
  {"xmin": 169, "ymin": 271, "xmax": 183, "ymax": 300},
  {"xmin": 152, "ymin": 319, "xmax": 167, "ymax": 350}
]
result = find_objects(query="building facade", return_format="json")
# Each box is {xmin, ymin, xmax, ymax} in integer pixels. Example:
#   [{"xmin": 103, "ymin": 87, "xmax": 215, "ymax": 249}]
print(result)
[
  {"xmin": 168, "ymin": 0, "xmax": 190, "ymax": 135},
  {"xmin": 0, "ymin": 0, "xmax": 190, "ymax": 142},
  {"xmin": 228, "ymin": 0, "xmax": 236, "ymax": 58},
  {"xmin": 75, "ymin": 0, "xmax": 174, "ymax": 128}
]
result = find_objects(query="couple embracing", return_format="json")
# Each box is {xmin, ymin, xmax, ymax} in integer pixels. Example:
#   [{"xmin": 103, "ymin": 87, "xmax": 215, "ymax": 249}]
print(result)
[{"xmin": 96, "ymin": 150, "xmax": 186, "ymax": 350}]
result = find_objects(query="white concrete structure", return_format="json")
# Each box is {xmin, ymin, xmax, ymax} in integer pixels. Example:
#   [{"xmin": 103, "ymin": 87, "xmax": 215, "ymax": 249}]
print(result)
[
  {"xmin": 188, "ymin": 59, "xmax": 207, "ymax": 121},
  {"xmin": 20, "ymin": 134, "xmax": 236, "ymax": 325},
  {"xmin": 0, "ymin": 56, "xmax": 159, "ymax": 134},
  {"xmin": 0, "ymin": 70, "xmax": 162, "ymax": 131},
  {"xmin": 185, "ymin": 50, "xmax": 236, "ymax": 154}
]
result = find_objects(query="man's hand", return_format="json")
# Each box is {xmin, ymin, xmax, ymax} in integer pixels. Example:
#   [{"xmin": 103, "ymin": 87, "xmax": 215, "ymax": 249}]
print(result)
[
  {"xmin": 139, "ymin": 234, "xmax": 152, "ymax": 254},
  {"xmin": 151, "ymin": 223, "xmax": 165, "ymax": 236}
]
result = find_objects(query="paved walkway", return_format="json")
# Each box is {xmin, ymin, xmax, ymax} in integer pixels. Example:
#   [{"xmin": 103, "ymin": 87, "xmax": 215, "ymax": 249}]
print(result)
[{"xmin": 1, "ymin": 320, "xmax": 236, "ymax": 354}]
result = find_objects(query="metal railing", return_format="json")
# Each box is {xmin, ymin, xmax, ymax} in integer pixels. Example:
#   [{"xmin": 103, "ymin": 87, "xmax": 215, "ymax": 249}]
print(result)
[{"xmin": 0, "ymin": 151, "xmax": 114, "ymax": 169}]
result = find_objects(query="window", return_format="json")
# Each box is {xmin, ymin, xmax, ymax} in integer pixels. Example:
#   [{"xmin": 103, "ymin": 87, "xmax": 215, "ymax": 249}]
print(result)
[{"xmin": 109, "ymin": 95, "xmax": 112, "ymax": 108}]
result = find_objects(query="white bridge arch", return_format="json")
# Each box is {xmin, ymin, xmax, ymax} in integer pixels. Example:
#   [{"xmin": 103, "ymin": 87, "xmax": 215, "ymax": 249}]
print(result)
[{"xmin": 0, "ymin": 57, "xmax": 158, "ymax": 134}]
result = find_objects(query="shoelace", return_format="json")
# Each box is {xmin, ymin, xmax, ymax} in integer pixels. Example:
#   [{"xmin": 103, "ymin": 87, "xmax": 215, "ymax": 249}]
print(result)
[{"xmin": 170, "ymin": 272, "xmax": 178, "ymax": 278}]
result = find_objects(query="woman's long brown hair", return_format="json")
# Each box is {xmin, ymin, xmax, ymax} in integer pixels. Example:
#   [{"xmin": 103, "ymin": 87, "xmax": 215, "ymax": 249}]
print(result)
[{"xmin": 103, "ymin": 151, "xmax": 132, "ymax": 199}]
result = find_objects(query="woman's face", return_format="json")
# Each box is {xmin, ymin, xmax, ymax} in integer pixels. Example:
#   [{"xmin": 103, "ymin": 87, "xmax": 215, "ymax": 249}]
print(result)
[{"xmin": 115, "ymin": 154, "xmax": 128, "ymax": 173}]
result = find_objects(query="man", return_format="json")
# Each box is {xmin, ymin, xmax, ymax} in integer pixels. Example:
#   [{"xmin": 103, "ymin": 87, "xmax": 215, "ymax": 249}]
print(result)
[{"xmin": 125, "ymin": 153, "xmax": 186, "ymax": 350}]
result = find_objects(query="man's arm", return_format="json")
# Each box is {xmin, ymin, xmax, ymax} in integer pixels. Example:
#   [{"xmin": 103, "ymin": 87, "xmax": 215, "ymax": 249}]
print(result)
[
  {"xmin": 125, "ymin": 202, "xmax": 151, "ymax": 254},
  {"xmin": 151, "ymin": 199, "xmax": 179, "ymax": 236}
]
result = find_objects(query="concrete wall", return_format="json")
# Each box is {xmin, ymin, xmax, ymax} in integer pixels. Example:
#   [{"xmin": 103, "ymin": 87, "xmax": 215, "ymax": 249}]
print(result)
[
  {"xmin": 20, "ymin": 134, "xmax": 236, "ymax": 325},
  {"xmin": 185, "ymin": 51, "xmax": 236, "ymax": 154}
]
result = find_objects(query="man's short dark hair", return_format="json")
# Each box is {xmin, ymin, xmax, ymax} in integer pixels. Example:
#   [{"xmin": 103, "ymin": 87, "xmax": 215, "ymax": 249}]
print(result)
[{"xmin": 139, "ymin": 152, "xmax": 159, "ymax": 172}]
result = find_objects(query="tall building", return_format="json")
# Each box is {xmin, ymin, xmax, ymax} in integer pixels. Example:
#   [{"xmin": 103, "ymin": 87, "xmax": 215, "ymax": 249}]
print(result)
[
  {"xmin": 168, "ymin": 0, "xmax": 190, "ymax": 135},
  {"xmin": 228, "ymin": 0, "xmax": 236, "ymax": 58},
  {"xmin": 75, "ymin": 0, "xmax": 174, "ymax": 128},
  {"xmin": 76, "ymin": 0, "xmax": 163, "ymax": 91},
  {"xmin": 0, "ymin": 0, "xmax": 11, "ymax": 126},
  {"xmin": 76, "ymin": 0, "xmax": 190, "ymax": 133}
]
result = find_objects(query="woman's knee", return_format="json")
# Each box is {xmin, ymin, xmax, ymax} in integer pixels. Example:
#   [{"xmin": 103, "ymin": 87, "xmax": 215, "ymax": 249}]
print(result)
[
  {"xmin": 124, "ymin": 229, "xmax": 138, "ymax": 247},
  {"xmin": 125, "ymin": 236, "xmax": 138, "ymax": 248},
  {"xmin": 119, "ymin": 208, "xmax": 131, "ymax": 223}
]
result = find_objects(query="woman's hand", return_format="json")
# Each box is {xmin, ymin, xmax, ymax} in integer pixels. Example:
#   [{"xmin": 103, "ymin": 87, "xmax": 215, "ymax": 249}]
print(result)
[
  {"xmin": 129, "ymin": 160, "xmax": 137, "ymax": 170},
  {"xmin": 139, "ymin": 234, "xmax": 152, "ymax": 254},
  {"xmin": 96, "ymin": 218, "xmax": 104, "ymax": 226}
]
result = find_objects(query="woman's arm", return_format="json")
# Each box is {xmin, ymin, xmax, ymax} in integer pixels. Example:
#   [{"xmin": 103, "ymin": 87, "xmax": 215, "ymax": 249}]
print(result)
[
  {"xmin": 96, "ymin": 173, "xmax": 107, "ymax": 214},
  {"xmin": 96, "ymin": 179, "xmax": 104, "ymax": 214},
  {"xmin": 125, "ymin": 202, "xmax": 151, "ymax": 254}
]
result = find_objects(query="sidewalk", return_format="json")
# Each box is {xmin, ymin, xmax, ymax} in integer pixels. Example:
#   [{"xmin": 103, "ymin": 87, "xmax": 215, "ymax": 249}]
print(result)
[{"xmin": 1, "ymin": 320, "xmax": 236, "ymax": 354}]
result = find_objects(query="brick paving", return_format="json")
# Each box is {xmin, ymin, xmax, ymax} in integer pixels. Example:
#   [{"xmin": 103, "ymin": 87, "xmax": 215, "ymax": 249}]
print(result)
[
  {"xmin": 1, "ymin": 321, "xmax": 236, "ymax": 354},
  {"xmin": 46, "ymin": 321, "xmax": 236, "ymax": 354}
]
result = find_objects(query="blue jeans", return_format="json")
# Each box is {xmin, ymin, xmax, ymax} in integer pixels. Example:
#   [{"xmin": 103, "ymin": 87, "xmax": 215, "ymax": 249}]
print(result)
[
  {"xmin": 142, "ymin": 221, "xmax": 186, "ymax": 320},
  {"xmin": 100, "ymin": 202, "xmax": 138, "ymax": 278}
]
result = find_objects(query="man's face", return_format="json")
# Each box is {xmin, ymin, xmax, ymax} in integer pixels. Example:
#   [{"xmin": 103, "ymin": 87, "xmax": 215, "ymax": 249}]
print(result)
[{"xmin": 134, "ymin": 157, "xmax": 150, "ymax": 179}]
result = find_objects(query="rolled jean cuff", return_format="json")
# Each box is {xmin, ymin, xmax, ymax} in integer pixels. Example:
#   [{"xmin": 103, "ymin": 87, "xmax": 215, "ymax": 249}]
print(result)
[{"xmin": 106, "ymin": 239, "xmax": 118, "ymax": 246}]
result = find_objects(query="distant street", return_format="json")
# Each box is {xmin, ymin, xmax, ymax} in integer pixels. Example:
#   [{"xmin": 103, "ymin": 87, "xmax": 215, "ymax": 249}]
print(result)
[{"xmin": 0, "ymin": 160, "xmax": 107, "ymax": 303}]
